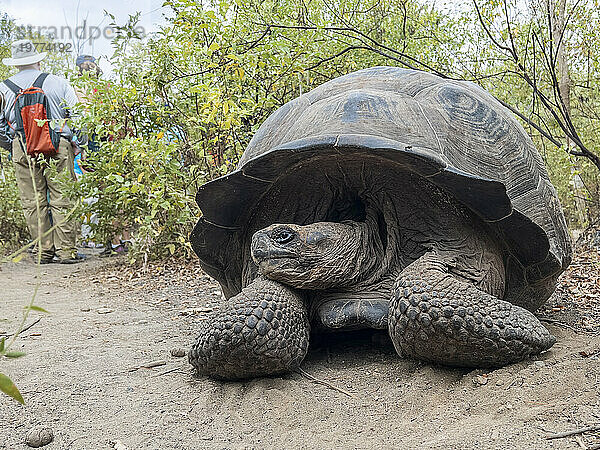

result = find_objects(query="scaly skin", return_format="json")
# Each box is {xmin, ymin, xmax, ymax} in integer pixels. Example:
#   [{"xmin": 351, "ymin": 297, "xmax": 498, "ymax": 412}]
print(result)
[
  {"xmin": 189, "ymin": 277, "xmax": 310, "ymax": 380},
  {"xmin": 388, "ymin": 253, "xmax": 555, "ymax": 367},
  {"xmin": 191, "ymin": 217, "xmax": 555, "ymax": 379}
]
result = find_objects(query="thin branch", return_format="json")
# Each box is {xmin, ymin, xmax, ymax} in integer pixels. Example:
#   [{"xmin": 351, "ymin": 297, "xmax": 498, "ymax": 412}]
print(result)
[
  {"xmin": 472, "ymin": 0, "xmax": 513, "ymax": 53},
  {"xmin": 0, "ymin": 318, "xmax": 41, "ymax": 338},
  {"xmin": 254, "ymin": 22, "xmax": 457, "ymax": 79},
  {"xmin": 296, "ymin": 367, "xmax": 354, "ymax": 398},
  {"xmin": 546, "ymin": 425, "xmax": 600, "ymax": 440},
  {"xmin": 502, "ymin": 0, "xmax": 519, "ymax": 60},
  {"xmin": 302, "ymin": 46, "xmax": 369, "ymax": 72}
]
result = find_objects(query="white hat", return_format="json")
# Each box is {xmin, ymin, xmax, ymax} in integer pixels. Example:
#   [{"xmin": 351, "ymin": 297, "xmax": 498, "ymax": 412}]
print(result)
[{"xmin": 2, "ymin": 39, "xmax": 47, "ymax": 66}]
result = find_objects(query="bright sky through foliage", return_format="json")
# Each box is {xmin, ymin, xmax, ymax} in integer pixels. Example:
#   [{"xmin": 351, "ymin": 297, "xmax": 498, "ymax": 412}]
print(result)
[{"xmin": 0, "ymin": 0, "xmax": 166, "ymax": 73}]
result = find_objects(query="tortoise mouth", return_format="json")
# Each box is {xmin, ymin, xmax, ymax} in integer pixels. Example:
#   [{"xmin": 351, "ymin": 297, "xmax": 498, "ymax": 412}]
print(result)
[
  {"xmin": 253, "ymin": 256, "xmax": 298, "ymax": 277},
  {"xmin": 251, "ymin": 237, "xmax": 299, "ymax": 275},
  {"xmin": 254, "ymin": 258, "xmax": 304, "ymax": 285},
  {"xmin": 251, "ymin": 247, "xmax": 296, "ymax": 262}
]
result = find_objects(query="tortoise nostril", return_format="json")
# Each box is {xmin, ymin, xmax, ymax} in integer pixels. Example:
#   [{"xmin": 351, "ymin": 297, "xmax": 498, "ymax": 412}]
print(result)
[{"xmin": 251, "ymin": 235, "xmax": 270, "ymax": 259}]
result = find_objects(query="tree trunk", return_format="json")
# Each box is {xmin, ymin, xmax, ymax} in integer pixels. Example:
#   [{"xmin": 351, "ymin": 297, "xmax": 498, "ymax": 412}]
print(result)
[{"xmin": 551, "ymin": 0, "xmax": 587, "ymax": 227}]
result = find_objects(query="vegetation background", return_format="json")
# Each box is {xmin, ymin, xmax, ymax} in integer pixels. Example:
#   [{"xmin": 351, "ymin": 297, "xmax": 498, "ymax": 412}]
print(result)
[{"xmin": 0, "ymin": 0, "xmax": 598, "ymax": 262}]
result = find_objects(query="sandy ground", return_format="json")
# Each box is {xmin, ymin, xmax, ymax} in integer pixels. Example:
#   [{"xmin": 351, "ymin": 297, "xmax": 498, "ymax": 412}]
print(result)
[{"xmin": 1, "ymin": 252, "xmax": 600, "ymax": 449}]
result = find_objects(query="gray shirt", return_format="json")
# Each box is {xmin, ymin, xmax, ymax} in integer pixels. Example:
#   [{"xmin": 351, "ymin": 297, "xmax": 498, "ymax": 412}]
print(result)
[{"xmin": 0, "ymin": 69, "xmax": 78, "ymax": 149}]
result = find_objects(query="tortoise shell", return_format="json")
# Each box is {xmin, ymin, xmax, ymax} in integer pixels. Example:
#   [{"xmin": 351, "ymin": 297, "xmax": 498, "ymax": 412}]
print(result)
[{"xmin": 191, "ymin": 67, "xmax": 571, "ymax": 310}]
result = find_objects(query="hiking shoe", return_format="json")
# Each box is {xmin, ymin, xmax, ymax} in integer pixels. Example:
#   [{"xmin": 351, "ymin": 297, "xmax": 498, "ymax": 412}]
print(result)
[
  {"xmin": 39, "ymin": 256, "xmax": 57, "ymax": 264},
  {"xmin": 99, "ymin": 247, "xmax": 115, "ymax": 258},
  {"xmin": 99, "ymin": 243, "xmax": 127, "ymax": 257},
  {"xmin": 32, "ymin": 252, "xmax": 56, "ymax": 264},
  {"xmin": 113, "ymin": 243, "xmax": 127, "ymax": 254},
  {"xmin": 57, "ymin": 253, "xmax": 87, "ymax": 264}
]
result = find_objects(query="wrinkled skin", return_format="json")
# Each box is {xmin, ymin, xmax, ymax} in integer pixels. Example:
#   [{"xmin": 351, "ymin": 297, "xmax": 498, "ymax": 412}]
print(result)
[
  {"xmin": 189, "ymin": 217, "xmax": 555, "ymax": 380},
  {"xmin": 251, "ymin": 221, "xmax": 382, "ymax": 289}
]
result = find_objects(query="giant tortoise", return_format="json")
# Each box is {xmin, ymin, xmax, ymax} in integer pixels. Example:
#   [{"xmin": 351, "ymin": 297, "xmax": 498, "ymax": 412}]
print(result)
[{"xmin": 189, "ymin": 66, "xmax": 571, "ymax": 380}]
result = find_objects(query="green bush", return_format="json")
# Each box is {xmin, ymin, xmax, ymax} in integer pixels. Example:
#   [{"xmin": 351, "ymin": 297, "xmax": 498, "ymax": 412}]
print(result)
[{"xmin": 0, "ymin": 156, "xmax": 28, "ymax": 255}]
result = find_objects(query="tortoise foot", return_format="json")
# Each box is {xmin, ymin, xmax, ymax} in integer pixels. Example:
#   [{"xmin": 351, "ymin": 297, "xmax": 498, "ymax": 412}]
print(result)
[
  {"xmin": 389, "ymin": 254, "xmax": 555, "ymax": 368},
  {"xmin": 189, "ymin": 277, "xmax": 310, "ymax": 380}
]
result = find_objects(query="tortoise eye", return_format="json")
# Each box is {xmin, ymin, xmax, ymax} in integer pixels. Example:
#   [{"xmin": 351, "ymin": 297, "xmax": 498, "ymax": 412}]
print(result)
[{"xmin": 272, "ymin": 228, "xmax": 296, "ymax": 244}]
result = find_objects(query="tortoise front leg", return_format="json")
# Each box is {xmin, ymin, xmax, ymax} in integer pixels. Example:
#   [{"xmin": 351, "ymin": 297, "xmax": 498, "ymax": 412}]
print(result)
[
  {"xmin": 189, "ymin": 277, "xmax": 310, "ymax": 380},
  {"xmin": 388, "ymin": 253, "xmax": 555, "ymax": 367}
]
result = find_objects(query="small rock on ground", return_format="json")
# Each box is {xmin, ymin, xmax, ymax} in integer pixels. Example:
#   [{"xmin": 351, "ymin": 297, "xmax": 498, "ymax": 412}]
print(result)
[
  {"xmin": 25, "ymin": 426, "xmax": 53, "ymax": 448},
  {"xmin": 170, "ymin": 348, "xmax": 187, "ymax": 357}
]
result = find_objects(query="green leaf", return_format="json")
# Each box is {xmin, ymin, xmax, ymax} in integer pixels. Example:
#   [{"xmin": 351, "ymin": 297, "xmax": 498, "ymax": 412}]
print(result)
[
  {"xmin": 0, "ymin": 337, "xmax": 4, "ymax": 353},
  {"xmin": 24, "ymin": 305, "xmax": 49, "ymax": 313},
  {"xmin": 0, "ymin": 373, "xmax": 24, "ymax": 404},
  {"xmin": 12, "ymin": 253, "xmax": 26, "ymax": 263},
  {"xmin": 4, "ymin": 351, "xmax": 26, "ymax": 358},
  {"xmin": 166, "ymin": 243, "xmax": 175, "ymax": 255}
]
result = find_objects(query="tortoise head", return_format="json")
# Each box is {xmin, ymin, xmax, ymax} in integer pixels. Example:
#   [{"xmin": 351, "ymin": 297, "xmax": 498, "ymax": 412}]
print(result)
[{"xmin": 251, "ymin": 221, "xmax": 379, "ymax": 290}]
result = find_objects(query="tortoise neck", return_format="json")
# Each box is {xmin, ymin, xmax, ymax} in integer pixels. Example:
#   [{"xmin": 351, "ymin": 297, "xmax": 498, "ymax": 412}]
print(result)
[{"xmin": 334, "ymin": 211, "xmax": 388, "ymax": 287}]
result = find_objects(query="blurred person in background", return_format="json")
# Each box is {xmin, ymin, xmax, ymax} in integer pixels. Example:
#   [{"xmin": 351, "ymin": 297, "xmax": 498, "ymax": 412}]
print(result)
[
  {"xmin": 75, "ymin": 55, "xmax": 131, "ymax": 256},
  {"xmin": 0, "ymin": 39, "xmax": 84, "ymax": 263}
]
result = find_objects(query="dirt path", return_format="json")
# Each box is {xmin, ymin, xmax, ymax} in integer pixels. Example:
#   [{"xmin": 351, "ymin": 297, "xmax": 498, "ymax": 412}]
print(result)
[{"xmin": 2, "ymin": 254, "xmax": 600, "ymax": 449}]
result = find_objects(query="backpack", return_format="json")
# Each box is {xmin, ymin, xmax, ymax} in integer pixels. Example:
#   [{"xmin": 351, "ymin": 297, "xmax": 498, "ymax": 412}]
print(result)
[{"xmin": 3, "ymin": 73, "xmax": 61, "ymax": 157}]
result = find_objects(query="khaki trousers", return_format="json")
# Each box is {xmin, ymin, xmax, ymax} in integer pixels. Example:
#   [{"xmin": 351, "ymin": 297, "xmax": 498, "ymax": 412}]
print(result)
[{"xmin": 12, "ymin": 136, "xmax": 77, "ymax": 259}]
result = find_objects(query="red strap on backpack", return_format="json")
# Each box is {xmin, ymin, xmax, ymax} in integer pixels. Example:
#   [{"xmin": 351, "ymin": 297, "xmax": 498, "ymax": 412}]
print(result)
[{"xmin": 4, "ymin": 73, "xmax": 61, "ymax": 157}]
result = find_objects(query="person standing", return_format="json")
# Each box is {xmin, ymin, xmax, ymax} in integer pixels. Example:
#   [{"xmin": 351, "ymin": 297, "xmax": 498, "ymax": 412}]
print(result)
[
  {"xmin": 0, "ymin": 39, "xmax": 84, "ymax": 263},
  {"xmin": 74, "ymin": 54, "xmax": 131, "ymax": 256}
]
